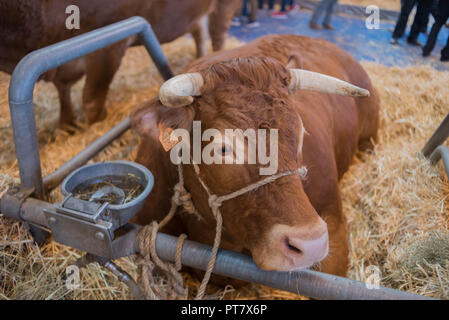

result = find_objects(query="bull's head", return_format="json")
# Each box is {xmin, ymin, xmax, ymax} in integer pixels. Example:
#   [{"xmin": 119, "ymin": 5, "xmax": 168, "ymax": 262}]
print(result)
[{"xmin": 141, "ymin": 57, "xmax": 368, "ymax": 271}]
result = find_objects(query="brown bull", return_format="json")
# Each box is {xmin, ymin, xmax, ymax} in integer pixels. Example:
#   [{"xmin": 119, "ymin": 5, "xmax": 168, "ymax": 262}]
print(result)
[
  {"xmin": 131, "ymin": 34, "xmax": 379, "ymax": 276},
  {"xmin": 0, "ymin": 0, "xmax": 241, "ymax": 125}
]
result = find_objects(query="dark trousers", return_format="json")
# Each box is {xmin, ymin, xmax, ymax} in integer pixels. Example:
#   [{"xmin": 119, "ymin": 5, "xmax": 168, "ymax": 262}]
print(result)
[
  {"xmin": 392, "ymin": 0, "xmax": 433, "ymax": 40},
  {"xmin": 259, "ymin": 0, "xmax": 276, "ymax": 9},
  {"xmin": 310, "ymin": 0, "xmax": 338, "ymax": 25},
  {"xmin": 423, "ymin": 1, "xmax": 449, "ymax": 57},
  {"xmin": 243, "ymin": 0, "xmax": 259, "ymax": 22},
  {"xmin": 281, "ymin": 0, "xmax": 295, "ymax": 11}
]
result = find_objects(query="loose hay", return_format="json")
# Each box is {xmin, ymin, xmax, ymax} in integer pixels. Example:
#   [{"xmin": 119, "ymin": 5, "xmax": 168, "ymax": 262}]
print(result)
[{"xmin": 1, "ymin": 34, "xmax": 449, "ymax": 299}]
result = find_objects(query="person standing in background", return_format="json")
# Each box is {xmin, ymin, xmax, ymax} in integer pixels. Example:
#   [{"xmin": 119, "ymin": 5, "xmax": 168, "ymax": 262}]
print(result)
[
  {"xmin": 390, "ymin": 0, "xmax": 434, "ymax": 45},
  {"xmin": 242, "ymin": 0, "xmax": 260, "ymax": 27},
  {"xmin": 271, "ymin": 0, "xmax": 299, "ymax": 19},
  {"xmin": 309, "ymin": 0, "xmax": 338, "ymax": 30},
  {"xmin": 423, "ymin": 0, "xmax": 449, "ymax": 61}
]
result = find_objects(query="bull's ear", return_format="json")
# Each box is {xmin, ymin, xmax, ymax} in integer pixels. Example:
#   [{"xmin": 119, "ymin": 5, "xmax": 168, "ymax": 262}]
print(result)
[{"xmin": 130, "ymin": 99, "xmax": 196, "ymax": 152}]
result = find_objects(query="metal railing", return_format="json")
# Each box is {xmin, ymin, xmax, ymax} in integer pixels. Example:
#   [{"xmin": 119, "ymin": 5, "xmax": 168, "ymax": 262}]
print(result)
[
  {"xmin": 8, "ymin": 16, "xmax": 173, "ymax": 200},
  {"xmin": 422, "ymin": 112, "xmax": 449, "ymax": 178}
]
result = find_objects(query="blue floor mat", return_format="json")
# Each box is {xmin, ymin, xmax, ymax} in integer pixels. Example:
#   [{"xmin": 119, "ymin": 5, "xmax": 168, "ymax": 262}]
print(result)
[{"xmin": 229, "ymin": 9, "xmax": 449, "ymax": 71}]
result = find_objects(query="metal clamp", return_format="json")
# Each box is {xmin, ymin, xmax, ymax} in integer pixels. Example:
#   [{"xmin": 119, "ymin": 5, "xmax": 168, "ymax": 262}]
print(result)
[
  {"xmin": 0, "ymin": 186, "xmax": 35, "ymax": 221},
  {"xmin": 43, "ymin": 197, "xmax": 114, "ymax": 258}
]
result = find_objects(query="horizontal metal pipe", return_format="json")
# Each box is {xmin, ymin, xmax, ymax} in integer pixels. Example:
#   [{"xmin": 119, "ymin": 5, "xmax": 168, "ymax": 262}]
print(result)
[
  {"xmin": 9, "ymin": 16, "xmax": 173, "ymax": 199},
  {"xmin": 153, "ymin": 233, "xmax": 431, "ymax": 300},
  {"xmin": 6, "ymin": 201, "xmax": 431, "ymax": 300},
  {"xmin": 422, "ymin": 112, "xmax": 449, "ymax": 157},
  {"xmin": 43, "ymin": 117, "xmax": 131, "ymax": 191},
  {"xmin": 429, "ymin": 145, "xmax": 449, "ymax": 178}
]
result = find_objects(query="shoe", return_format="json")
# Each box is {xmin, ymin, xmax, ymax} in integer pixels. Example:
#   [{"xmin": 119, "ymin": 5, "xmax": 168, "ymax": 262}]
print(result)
[
  {"xmin": 271, "ymin": 11, "xmax": 288, "ymax": 19},
  {"xmin": 322, "ymin": 23, "xmax": 335, "ymax": 30},
  {"xmin": 390, "ymin": 38, "xmax": 399, "ymax": 45},
  {"xmin": 246, "ymin": 21, "xmax": 260, "ymax": 28},
  {"xmin": 309, "ymin": 21, "xmax": 322, "ymax": 30},
  {"xmin": 231, "ymin": 17, "xmax": 241, "ymax": 27},
  {"xmin": 441, "ymin": 55, "xmax": 449, "ymax": 62},
  {"xmin": 407, "ymin": 38, "xmax": 422, "ymax": 46}
]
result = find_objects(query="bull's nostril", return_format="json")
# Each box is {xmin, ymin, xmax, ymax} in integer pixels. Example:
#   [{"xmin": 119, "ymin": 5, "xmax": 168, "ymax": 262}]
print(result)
[{"xmin": 285, "ymin": 238, "xmax": 302, "ymax": 254}]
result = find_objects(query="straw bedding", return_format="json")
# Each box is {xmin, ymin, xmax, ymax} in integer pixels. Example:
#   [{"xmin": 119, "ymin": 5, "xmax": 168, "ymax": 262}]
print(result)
[{"xmin": 1, "ymin": 35, "xmax": 448, "ymax": 299}]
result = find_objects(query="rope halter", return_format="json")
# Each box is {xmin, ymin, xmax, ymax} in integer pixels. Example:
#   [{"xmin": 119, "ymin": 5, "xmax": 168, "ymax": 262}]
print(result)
[{"xmin": 136, "ymin": 161, "xmax": 308, "ymax": 300}]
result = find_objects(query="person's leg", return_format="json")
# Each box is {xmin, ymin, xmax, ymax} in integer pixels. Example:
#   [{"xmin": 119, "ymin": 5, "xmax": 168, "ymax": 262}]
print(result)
[
  {"xmin": 281, "ymin": 0, "xmax": 288, "ymax": 12},
  {"xmin": 392, "ymin": 0, "xmax": 416, "ymax": 40},
  {"xmin": 420, "ymin": 0, "xmax": 436, "ymax": 34},
  {"xmin": 249, "ymin": 0, "xmax": 259, "ymax": 24},
  {"xmin": 441, "ymin": 34, "xmax": 449, "ymax": 61},
  {"xmin": 423, "ymin": 20, "xmax": 445, "ymax": 55},
  {"xmin": 268, "ymin": 0, "xmax": 275, "ymax": 10},
  {"xmin": 423, "ymin": 2, "xmax": 449, "ymax": 56},
  {"xmin": 323, "ymin": 0, "xmax": 338, "ymax": 28},
  {"xmin": 310, "ymin": 0, "xmax": 330, "ymax": 26},
  {"xmin": 258, "ymin": 0, "xmax": 264, "ymax": 9},
  {"xmin": 408, "ymin": 0, "xmax": 433, "ymax": 44},
  {"xmin": 242, "ymin": 0, "xmax": 248, "ymax": 17}
]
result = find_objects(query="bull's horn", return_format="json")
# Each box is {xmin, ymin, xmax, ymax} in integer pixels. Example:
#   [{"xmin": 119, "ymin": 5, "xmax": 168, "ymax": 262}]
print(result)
[
  {"xmin": 159, "ymin": 73, "xmax": 204, "ymax": 107},
  {"xmin": 289, "ymin": 69, "xmax": 370, "ymax": 97}
]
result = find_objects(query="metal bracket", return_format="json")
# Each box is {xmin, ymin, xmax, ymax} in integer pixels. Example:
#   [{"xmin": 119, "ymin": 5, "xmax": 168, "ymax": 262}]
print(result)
[{"xmin": 44, "ymin": 201, "xmax": 114, "ymax": 258}]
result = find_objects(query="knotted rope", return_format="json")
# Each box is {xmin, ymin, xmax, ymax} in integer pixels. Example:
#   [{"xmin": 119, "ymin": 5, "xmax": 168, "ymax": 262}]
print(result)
[{"xmin": 136, "ymin": 163, "xmax": 307, "ymax": 300}]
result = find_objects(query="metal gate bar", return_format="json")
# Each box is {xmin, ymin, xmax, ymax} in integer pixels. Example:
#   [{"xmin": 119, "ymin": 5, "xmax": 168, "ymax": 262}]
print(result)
[
  {"xmin": 422, "ymin": 111, "xmax": 449, "ymax": 178},
  {"xmin": 8, "ymin": 16, "xmax": 173, "ymax": 199},
  {"xmin": 422, "ymin": 112, "xmax": 449, "ymax": 157},
  {"xmin": 43, "ymin": 117, "xmax": 131, "ymax": 191},
  {"xmin": 5, "ymin": 199, "xmax": 431, "ymax": 300}
]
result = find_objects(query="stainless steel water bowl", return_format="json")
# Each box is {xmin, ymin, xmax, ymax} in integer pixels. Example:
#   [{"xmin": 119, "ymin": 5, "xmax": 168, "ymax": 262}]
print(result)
[{"xmin": 61, "ymin": 161, "xmax": 154, "ymax": 228}]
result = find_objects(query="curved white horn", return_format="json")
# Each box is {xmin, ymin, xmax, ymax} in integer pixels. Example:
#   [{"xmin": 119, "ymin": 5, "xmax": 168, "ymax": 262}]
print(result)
[
  {"xmin": 159, "ymin": 73, "xmax": 204, "ymax": 107},
  {"xmin": 289, "ymin": 69, "xmax": 370, "ymax": 97}
]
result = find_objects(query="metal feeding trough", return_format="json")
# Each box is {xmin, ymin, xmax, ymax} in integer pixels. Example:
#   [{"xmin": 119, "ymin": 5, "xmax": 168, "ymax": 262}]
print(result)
[
  {"xmin": 61, "ymin": 161, "xmax": 153, "ymax": 229},
  {"xmin": 44, "ymin": 161, "xmax": 153, "ymax": 257}
]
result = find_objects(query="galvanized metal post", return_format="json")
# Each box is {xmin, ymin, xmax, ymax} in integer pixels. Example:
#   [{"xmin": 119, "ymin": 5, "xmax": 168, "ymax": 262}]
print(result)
[
  {"xmin": 422, "ymin": 112, "xmax": 449, "ymax": 157},
  {"xmin": 8, "ymin": 16, "xmax": 173, "ymax": 199}
]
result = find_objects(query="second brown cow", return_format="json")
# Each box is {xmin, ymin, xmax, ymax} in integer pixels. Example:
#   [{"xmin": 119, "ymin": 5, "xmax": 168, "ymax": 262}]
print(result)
[{"xmin": 0, "ymin": 0, "xmax": 241, "ymax": 125}]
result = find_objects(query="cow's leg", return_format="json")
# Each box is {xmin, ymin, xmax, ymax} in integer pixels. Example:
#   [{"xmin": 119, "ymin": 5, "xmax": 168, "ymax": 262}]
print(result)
[
  {"xmin": 82, "ymin": 41, "xmax": 128, "ymax": 124},
  {"xmin": 303, "ymin": 157, "xmax": 349, "ymax": 276},
  {"xmin": 191, "ymin": 22, "xmax": 207, "ymax": 58},
  {"xmin": 54, "ymin": 79, "xmax": 76, "ymax": 127},
  {"xmin": 51, "ymin": 60, "xmax": 85, "ymax": 127},
  {"xmin": 314, "ymin": 202, "xmax": 349, "ymax": 277},
  {"xmin": 209, "ymin": 0, "xmax": 242, "ymax": 51}
]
